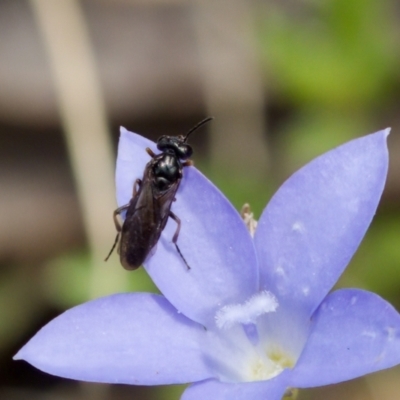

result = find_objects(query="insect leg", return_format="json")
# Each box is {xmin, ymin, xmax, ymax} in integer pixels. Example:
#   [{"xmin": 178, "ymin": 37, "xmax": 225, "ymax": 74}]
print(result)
[
  {"xmin": 133, "ymin": 178, "xmax": 142, "ymax": 196},
  {"xmin": 105, "ymin": 203, "xmax": 129, "ymax": 261},
  {"xmin": 182, "ymin": 160, "xmax": 193, "ymax": 167},
  {"xmin": 146, "ymin": 147, "xmax": 156, "ymax": 158},
  {"xmin": 112, "ymin": 204, "xmax": 129, "ymax": 231},
  {"xmin": 169, "ymin": 211, "xmax": 190, "ymax": 270}
]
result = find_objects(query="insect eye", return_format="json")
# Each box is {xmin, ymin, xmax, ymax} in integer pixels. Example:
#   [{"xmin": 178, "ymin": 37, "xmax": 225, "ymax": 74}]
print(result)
[{"xmin": 178, "ymin": 144, "xmax": 193, "ymax": 160}]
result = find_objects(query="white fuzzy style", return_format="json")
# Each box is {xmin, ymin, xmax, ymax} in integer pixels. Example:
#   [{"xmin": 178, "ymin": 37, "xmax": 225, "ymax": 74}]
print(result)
[{"xmin": 215, "ymin": 291, "xmax": 278, "ymax": 329}]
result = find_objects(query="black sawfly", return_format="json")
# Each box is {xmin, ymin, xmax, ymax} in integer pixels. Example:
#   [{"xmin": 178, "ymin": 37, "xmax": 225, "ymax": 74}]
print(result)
[{"xmin": 105, "ymin": 117, "xmax": 213, "ymax": 270}]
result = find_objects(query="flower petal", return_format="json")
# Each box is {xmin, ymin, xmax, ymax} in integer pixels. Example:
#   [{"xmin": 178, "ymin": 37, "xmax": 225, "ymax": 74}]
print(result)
[
  {"xmin": 181, "ymin": 372, "xmax": 290, "ymax": 400},
  {"xmin": 116, "ymin": 129, "xmax": 258, "ymax": 328},
  {"xmin": 290, "ymin": 289, "xmax": 400, "ymax": 387},
  {"xmin": 14, "ymin": 293, "xmax": 212, "ymax": 385},
  {"xmin": 255, "ymin": 130, "xmax": 389, "ymax": 317},
  {"xmin": 146, "ymin": 167, "xmax": 258, "ymax": 328}
]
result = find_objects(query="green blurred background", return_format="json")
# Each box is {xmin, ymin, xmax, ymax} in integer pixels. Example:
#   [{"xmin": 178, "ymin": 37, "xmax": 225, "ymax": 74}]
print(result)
[{"xmin": 1, "ymin": 0, "xmax": 400, "ymax": 399}]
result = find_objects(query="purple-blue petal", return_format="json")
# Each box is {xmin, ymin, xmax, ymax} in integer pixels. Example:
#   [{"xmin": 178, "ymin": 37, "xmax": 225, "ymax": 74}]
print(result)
[
  {"xmin": 115, "ymin": 129, "xmax": 258, "ymax": 328},
  {"xmin": 181, "ymin": 371, "xmax": 290, "ymax": 400},
  {"xmin": 254, "ymin": 130, "xmax": 389, "ymax": 318},
  {"xmin": 290, "ymin": 289, "xmax": 400, "ymax": 387},
  {"xmin": 145, "ymin": 166, "xmax": 258, "ymax": 328},
  {"xmin": 14, "ymin": 293, "xmax": 213, "ymax": 385}
]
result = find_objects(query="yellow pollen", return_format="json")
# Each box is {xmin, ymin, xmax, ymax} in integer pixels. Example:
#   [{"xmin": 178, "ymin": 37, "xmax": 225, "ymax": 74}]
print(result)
[
  {"xmin": 267, "ymin": 347, "xmax": 295, "ymax": 369},
  {"xmin": 247, "ymin": 345, "xmax": 294, "ymax": 382}
]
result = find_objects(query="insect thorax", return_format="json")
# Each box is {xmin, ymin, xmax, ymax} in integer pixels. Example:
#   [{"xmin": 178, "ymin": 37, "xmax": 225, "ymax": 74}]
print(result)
[{"xmin": 152, "ymin": 153, "xmax": 182, "ymax": 190}]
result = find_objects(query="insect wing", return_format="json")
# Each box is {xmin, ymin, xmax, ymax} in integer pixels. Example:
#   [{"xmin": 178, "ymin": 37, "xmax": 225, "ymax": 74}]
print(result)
[
  {"xmin": 118, "ymin": 166, "xmax": 180, "ymax": 270},
  {"xmin": 119, "ymin": 172, "xmax": 156, "ymax": 269}
]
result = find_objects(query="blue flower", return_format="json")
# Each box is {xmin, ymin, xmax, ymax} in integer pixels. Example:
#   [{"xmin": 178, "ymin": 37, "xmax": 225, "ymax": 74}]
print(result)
[{"xmin": 15, "ymin": 127, "xmax": 400, "ymax": 400}]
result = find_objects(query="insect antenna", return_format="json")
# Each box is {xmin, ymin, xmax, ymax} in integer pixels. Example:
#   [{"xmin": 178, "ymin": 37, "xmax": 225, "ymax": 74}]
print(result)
[
  {"xmin": 104, "ymin": 232, "xmax": 120, "ymax": 261},
  {"xmin": 183, "ymin": 116, "xmax": 213, "ymax": 142}
]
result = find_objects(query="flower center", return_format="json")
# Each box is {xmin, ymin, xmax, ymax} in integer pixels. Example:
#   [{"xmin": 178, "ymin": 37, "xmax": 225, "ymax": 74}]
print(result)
[
  {"xmin": 244, "ymin": 343, "xmax": 295, "ymax": 382},
  {"xmin": 208, "ymin": 292, "xmax": 296, "ymax": 383},
  {"xmin": 267, "ymin": 345, "xmax": 295, "ymax": 369}
]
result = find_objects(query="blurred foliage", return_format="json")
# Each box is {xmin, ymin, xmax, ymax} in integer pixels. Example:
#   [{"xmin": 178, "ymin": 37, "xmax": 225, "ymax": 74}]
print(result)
[
  {"xmin": 259, "ymin": 0, "xmax": 399, "ymax": 109},
  {"xmin": 273, "ymin": 109, "xmax": 371, "ymax": 173},
  {"xmin": 0, "ymin": 266, "xmax": 45, "ymax": 353},
  {"xmin": 258, "ymin": 0, "xmax": 400, "ymax": 186}
]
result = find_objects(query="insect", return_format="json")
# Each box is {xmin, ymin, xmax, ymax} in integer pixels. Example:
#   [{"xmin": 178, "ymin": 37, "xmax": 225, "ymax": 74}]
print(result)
[{"xmin": 105, "ymin": 117, "xmax": 213, "ymax": 270}]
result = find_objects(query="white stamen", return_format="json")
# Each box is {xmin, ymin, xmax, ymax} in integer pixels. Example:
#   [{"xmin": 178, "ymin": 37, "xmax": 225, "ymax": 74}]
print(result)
[{"xmin": 215, "ymin": 291, "xmax": 278, "ymax": 329}]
